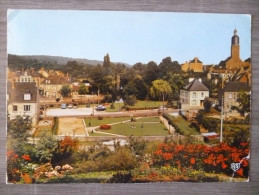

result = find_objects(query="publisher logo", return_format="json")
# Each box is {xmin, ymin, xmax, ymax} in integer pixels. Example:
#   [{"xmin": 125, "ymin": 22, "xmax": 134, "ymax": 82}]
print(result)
[{"xmin": 231, "ymin": 163, "xmax": 240, "ymax": 172}]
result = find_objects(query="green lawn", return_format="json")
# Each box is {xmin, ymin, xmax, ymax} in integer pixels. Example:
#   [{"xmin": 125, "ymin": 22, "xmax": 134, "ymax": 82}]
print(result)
[
  {"xmin": 98, "ymin": 121, "xmax": 168, "ymax": 136},
  {"xmin": 89, "ymin": 132, "xmax": 115, "ymax": 137},
  {"xmin": 105, "ymin": 101, "xmax": 165, "ymax": 112},
  {"xmin": 169, "ymin": 115, "xmax": 200, "ymax": 135},
  {"xmin": 36, "ymin": 171, "xmax": 115, "ymax": 183},
  {"xmin": 34, "ymin": 126, "xmax": 52, "ymax": 137},
  {"xmin": 136, "ymin": 117, "xmax": 160, "ymax": 122},
  {"xmin": 131, "ymin": 101, "xmax": 164, "ymax": 108},
  {"xmin": 85, "ymin": 117, "xmax": 130, "ymax": 127}
]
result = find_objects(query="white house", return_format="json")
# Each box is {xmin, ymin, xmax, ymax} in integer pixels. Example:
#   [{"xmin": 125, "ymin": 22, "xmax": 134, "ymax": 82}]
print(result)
[
  {"xmin": 180, "ymin": 78, "xmax": 209, "ymax": 110},
  {"xmin": 7, "ymin": 80, "xmax": 39, "ymax": 126}
]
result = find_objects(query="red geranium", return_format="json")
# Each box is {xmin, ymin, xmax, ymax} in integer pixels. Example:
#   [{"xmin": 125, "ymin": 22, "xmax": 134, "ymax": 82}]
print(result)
[
  {"xmin": 190, "ymin": 158, "xmax": 195, "ymax": 165},
  {"xmin": 22, "ymin": 154, "xmax": 31, "ymax": 161}
]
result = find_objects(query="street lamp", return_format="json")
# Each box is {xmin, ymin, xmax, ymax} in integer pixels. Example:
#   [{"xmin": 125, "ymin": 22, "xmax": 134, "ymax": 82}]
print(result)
[
  {"xmin": 92, "ymin": 92, "xmax": 94, "ymax": 116},
  {"xmin": 220, "ymin": 73, "xmax": 225, "ymax": 142}
]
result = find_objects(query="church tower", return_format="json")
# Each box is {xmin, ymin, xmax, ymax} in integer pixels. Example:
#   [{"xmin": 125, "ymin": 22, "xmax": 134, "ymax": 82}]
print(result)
[{"xmin": 231, "ymin": 28, "xmax": 240, "ymax": 59}]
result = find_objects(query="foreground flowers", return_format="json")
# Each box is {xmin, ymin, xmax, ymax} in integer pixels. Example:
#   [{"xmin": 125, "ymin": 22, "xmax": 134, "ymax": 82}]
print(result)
[{"xmin": 153, "ymin": 142, "xmax": 249, "ymax": 177}]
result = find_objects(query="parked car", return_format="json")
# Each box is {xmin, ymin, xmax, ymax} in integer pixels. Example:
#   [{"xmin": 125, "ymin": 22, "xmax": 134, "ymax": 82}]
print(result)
[
  {"xmin": 95, "ymin": 105, "xmax": 106, "ymax": 111},
  {"xmin": 67, "ymin": 104, "xmax": 73, "ymax": 109},
  {"xmin": 61, "ymin": 103, "xmax": 67, "ymax": 109},
  {"xmin": 73, "ymin": 103, "xmax": 78, "ymax": 109}
]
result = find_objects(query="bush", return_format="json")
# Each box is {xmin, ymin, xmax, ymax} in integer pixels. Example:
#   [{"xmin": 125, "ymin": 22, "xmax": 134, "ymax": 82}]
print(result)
[
  {"xmin": 100, "ymin": 124, "xmax": 111, "ymax": 130},
  {"xmin": 110, "ymin": 103, "xmax": 115, "ymax": 109},
  {"xmin": 109, "ymin": 172, "xmax": 132, "ymax": 183}
]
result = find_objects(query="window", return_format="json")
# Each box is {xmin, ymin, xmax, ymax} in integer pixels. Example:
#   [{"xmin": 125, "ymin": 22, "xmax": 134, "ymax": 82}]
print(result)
[
  {"xmin": 201, "ymin": 92, "xmax": 204, "ymax": 97},
  {"xmin": 13, "ymin": 105, "xmax": 18, "ymax": 111},
  {"xmin": 193, "ymin": 92, "xmax": 196, "ymax": 98},
  {"xmin": 24, "ymin": 105, "xmax": 31, "ymax": 112},
  {"xmin": 24, "ymin": 94, "xmax": 31, "ymax": 100},
  {"xmin": 192, "ymin": 100, "xmax": 196, "ymax": 105},
  {"xmin": 228, "ymin": 93, "xmax": 232, "ymax": 99}
]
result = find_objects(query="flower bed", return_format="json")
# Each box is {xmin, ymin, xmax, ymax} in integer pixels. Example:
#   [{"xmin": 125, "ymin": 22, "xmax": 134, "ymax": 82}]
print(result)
[
  {"xmin": 100, "ymin": 124, "xmax": 111, "ymax": 130},
  {"xmin": 153, "ymin": 142, "xmax": 249, "ymax": 177}
]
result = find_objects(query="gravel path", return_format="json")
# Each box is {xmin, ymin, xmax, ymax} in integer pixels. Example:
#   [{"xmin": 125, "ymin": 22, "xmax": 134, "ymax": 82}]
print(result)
[{"xmin": 58, "ymin": 117, "xmax": 86, "ymax": 136}]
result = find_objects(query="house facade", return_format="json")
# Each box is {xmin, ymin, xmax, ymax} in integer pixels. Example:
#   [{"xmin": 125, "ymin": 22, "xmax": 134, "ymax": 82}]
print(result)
[
  {"xmin": 40, "ymin": 74, "xmax": 71, "ymax": 98},
  {"xmin": 181, "ymin": 57, "xmax": 203, "ymax": 72},
  {"xmin": 7, "ymin": 81, "xmax": 39, "ymax": 126},
  {"xmin": 180, "ymin": 78, "xmax": 209, "ymax": 110},
  {"xmin": 219, "ymin": 81, "xmax": 250, "ymax": 116}
]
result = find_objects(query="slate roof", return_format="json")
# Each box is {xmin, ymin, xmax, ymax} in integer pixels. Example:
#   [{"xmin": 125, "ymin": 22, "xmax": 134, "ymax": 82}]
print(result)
[
  {"xmin": 223, "ymin": 81, "xmax": 250, "ymax": 92},
  {"xmin": 183, "ymin": 79, "xmax": 209, "ymax": 91},
  {"xmin": 8, "ymin": 82, "xmax": 38, "ymax": 103}
]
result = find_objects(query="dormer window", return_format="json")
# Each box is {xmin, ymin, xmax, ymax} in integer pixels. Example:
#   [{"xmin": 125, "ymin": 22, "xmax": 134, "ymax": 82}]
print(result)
[{"xmin": 24, "ymin": 93, "xmax": 31, "ymax": 100}]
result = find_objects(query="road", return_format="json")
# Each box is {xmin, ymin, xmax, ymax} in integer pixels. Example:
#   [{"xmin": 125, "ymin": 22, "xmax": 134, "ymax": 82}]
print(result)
[
  {"xmin": 45, "ymin": 107, "xmax": 176, "ymax": 117},
  {"xmin": 46, "ymin": 107, "xmax": 94, "ymax": 116}
]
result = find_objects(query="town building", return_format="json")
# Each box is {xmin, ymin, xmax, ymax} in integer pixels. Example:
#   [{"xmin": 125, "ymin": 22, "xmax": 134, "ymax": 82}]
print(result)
[
  {"xmin": 181, "ymin": 57, "xmax": 203, "ymax": 72},
  {"xmin": 219, "ymin": 81, "xmax": 250, "ymax": 116},
  {"xmin": 7, "ymin": 80, "xmax": 39, "ymax": 126},
  {"xmin": 207, "ymin": 29, "xmax": 251, "ymax": 101},
  {"xmin": 218, "ymin": 29, "xmax": 250, "ymax": 71},
  {"xmin": 180, "ymin": 78, "xmax": 209, "ymax": 110},
  {"xmin": 40, "ymin": 74, "xmax": 71, "ymax": 98}
]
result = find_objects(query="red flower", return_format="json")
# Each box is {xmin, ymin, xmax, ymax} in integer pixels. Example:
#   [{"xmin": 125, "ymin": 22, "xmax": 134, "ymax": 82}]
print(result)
[
  {"xmin": 162, "ymin": 153, "xmax": 173, "ymax": 160},
  {"xmin": 240, "ymin": 142, "xmax": 248, "ymax": 147},
  {"xmin": 22, "ymin": 154, "xmax": 31, "ymax": 161},
  {"xmin": 221, "ymin": 163, "xmax": 228, "ymax": 169},
  {"xmin": 190, "ymin": 158, "xmax": 195, "ymax": 165},
  {"xmin": 236, "ymin": 168, "xmax": 243, "ymax": 177},
  {"xmin": 241, "ymin": 159, "xmax": 249, "ymax": 167}
]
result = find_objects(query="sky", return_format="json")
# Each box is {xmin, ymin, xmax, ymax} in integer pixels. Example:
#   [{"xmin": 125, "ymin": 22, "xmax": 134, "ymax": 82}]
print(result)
[{"xmin": 7, "ymin": 10, "xmax": 251, "ymax": 65}]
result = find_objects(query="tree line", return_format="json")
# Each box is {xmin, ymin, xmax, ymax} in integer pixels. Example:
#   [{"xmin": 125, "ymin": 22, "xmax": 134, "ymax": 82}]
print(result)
[{"xmin": 9, "ymin": 53, "xmax": 212, "ymax": 104}]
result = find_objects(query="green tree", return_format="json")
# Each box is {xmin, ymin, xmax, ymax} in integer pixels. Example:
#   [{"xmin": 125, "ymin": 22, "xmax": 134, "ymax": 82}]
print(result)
[
  {"xmin": 122, "ymin": 77, "xmax": 148, "ymax": 100},
  {"xmin": 59, "ymin": 85, "xmax": 71, "ymax": 97},
  {"xmin": 35, "ymin": 133, "xmax": 58, "ymax": 163},
  {"xmin": 158, "ymin": 57, "xmax": 174, "ymax": 77},
  {"xmin": 78, "ymin": 83, "xmax": 88, "ymax": 95},
  {"xmin": 124, "ymin": 95, "xmax": 137, "ymax": 106},
  {"xmin": 143, "ymin": 61, "xmax": 159, "ymax": 85},
  {"xmin": 150, "ymin": 79, "xmax": 172, "ymax": 102},
  {"xmin": 7, "ymin": 115, "xmax": 31, "ymax": 141},
  {"xmin": 103, "ymin": 53, "xmax": 111, "ymax": 68},
  {"xmin": 231, "ymin": 90, "xmax": 250, "ymax": 117},
  {"xmin": 163, "ymin": 73, "xmax": 185, "ymax": 100},
  {"xmin": 128, "ymin": 136, "xmax": 147, "ymax": 158},
  {"xmin": 203, "ymin": 97, "xmax": 212, "ymax": 112}
]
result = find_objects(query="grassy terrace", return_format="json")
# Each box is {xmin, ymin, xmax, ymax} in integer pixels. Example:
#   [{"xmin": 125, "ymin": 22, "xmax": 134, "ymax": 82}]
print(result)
[
  {"xmin": 85, "ymin": 117, "xmax": 130, "ymax": 127},
  {"xmin": 98, "ymin": 122, "xmax": 168, "ymax": 136},
  {"xmin": 166, "ymin": 114, "xmax": 200, "ymax": 136},
  {"xmin": 86, "ymin": 116, "xmax": 167, "ymax": 137},
  {"xmin": 105, "ymin": 101, "xmax": 164, "ymax": 112},
  {"xmin": 34, "ymin": 125, "xmax": 52, "ymax": 137}
]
